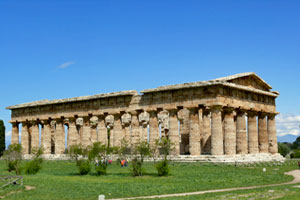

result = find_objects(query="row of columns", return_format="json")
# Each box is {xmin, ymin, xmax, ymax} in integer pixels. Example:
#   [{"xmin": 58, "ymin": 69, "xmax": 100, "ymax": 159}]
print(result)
[{"xmin": 10, "ymin": 106, "xmax": 278, "ymax": 156}]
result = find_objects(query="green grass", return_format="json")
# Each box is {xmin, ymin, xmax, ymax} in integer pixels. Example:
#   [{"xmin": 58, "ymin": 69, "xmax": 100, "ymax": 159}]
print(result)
[{"xmin": 0, "ymin": 160, "xmax": 299, "ymax": 200}]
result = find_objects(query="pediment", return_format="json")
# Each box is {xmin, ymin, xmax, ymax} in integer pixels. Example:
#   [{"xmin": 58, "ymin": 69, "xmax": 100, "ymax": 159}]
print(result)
[{"xmin": 215, "ymin": 72, "xmax": 272, "ymax": 91}]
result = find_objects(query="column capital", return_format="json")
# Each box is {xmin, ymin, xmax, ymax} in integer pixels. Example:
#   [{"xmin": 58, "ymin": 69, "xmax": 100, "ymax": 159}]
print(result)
[
  {"xmin": 267, "ymin": 112, "xmax": 279, "ymax": 118},
  {"xmin": 223, "ymin": 106, "xmax": 235, "ymax": 113},
  {"xmin": 258, "ymin": 112, "xmax": 268, "ymax": 117}
]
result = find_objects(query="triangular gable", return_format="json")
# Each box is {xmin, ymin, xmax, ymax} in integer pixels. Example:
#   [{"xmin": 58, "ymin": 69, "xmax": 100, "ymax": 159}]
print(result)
[{"xmin": 215, "ymin": 72, "xmax": 272, "ymax": 91}]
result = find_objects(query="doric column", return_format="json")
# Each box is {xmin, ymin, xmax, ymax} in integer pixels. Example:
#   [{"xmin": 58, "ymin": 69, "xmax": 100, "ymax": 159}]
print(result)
[
  {"xmin": 55, "ymin": 119, "xmax": 65, "ymax": 154},
  {"xmin": 81, "ymin": 117, "xmax": 91, "ymax": 148},
  {"xmin": 90, "ymin": 116, "xmax": 99, "ymax": 144},
  {"xmin": 178, "ymin": 108, "xmax": 190, "ymax": 154},
  {"xmin": 188, "ymin": 107, "xmax": 201, "ymax": 155},
  {"xmin": 105, "ymin": 115, "xmax": 114, "ymax": 147},
  {"xmin": 258, "ymin": 113, "xmax": 268, "ymax": 153},
  {"xmin": 42, "ymin": 120, "xmax": 51, "ymax": 154},
  {"xmin": 158, "ymin": 110, "xmax": 170, "ymax": 138},
  {"xmin": 131, "ymin": 111, "xmax": 140, "ymax": 146},
  {"xmin": 30, "ymin": 121, "xmax": 39, "ymax": 152},
  {"xmin": 121, "ymin": 113, "xmax": 132, "ymax": 145},
  {"xmin": 21, "ymin": 122, "xmax": 29, "ymax": 154},
  {"xmin": 11, "ymin": 122, "xmax": 19, "ymax": 144},
  {"xmin": 211, "ymin": 105, "xmax": 224, "ymax": 155},
  {"xmin": 223, "ymin": 107, "xmax": 236, "ymax": 155},
  {"xmin": 202, "ymin": 108, "xmax": 211, "ymax": 154},
  {"xmin": 268, "ymin": 113, "xmax": 278, "ymax": 154},
  {"xmin": 149, "ymin": 110, "xmax": 159, "ymax": 147},
  {"xmin": 113, "ymin": 114, "xmax": 123, "ymax": 147},
  {"xmin": 98, "ymin": 116, "xmax": 108, "ymax": 145},
  {"xmin": 139, "ymin": 111, "xmax": 150, "ymax": 142},
  {"xmin": 68, "ymin": 118, "xmax": 78, "ymax": 147},
  {"xmin": 236, "ymin": 110, "xmax": 247, "ymax": 154},
  {"xmin": 168, "ymin": 109, "xmax": 180, "ymax": 155},
  {"xmin": 248, "ymin": 111, "xmax": 259, "ymax": 154}
]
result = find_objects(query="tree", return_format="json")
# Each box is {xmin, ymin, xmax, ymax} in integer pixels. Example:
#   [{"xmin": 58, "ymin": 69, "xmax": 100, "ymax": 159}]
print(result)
[
  {"xmin": 68, "ymin": 144, "xmax": 91, "ymax": 175},
  {"xmin": 88, "ymin": 142, "xmax": 111, "ymax": 175},
  {"xmin": 155, "ymin": 138, "xmax": 174, "ymax": 176},
  {"xmin": 0, "ymin": 120, "xmax": 5, "ymax": 156},
  {"xmin": 130, "ymin": 141, "xmax": 151, "ymax": 176},
  {"xmin": 292, "ymin": 136, "xmax": 300, "ymax": 150},
  {"xmin": 278, "ymin": 142, "xmax": 290, "ymax": 157}
]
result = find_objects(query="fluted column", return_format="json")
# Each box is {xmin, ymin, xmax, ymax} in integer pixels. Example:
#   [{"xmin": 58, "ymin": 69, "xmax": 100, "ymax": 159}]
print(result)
[
  {"xmin": 158, "ymin": 110, "xmax": 170, "ymax": 138},
  {"xmin": 202, "ymin": 109, "xmax": 211, "ymax": 154},
  {"xmin": 113, "ymin": 114, "xmax": 123, "ymax": 147},
  {"xmin": 236, "ymin": 110, "xmax": 247, "ymax": 154},
  {"xmin": 42, "ymin": 120, "xmax": 51, "ymax": 154},
  {"xmin": 121, "ymin": 113, "xmax": 132, "ymax": 145},
  {"xmin": 258, "ymin": 113, "xmax": 268, "ymax": 153},
  {"xmin": 90, "ymin": 116, "xmax": 99, "ymax": 144},
  {"xmin": 98, "ymin": 116, "xmax": 108, "ymax": 145},
  {"xmin": 105, "ymin": 115, "xmax": 114, "ymax": 147},
  {"xmin": 248, "ymin": 111, "xmax": 259, "ymax": 154},
  {"xmin": 81, "ymin": 117, "xmax": 91, "ymax": 148},
  {"xmin": 139, "ymin": 111, "xmax": 150, "ymax": 142},
  {"xmin": 189, "ymin": 107, "xmax": 201, "ymax": 155},
  {"xmin": 268, "ymin": 113, "xmax": 278, "ymax": 154},
  {"xmin": 30, "ymin": 121, "xmax": 39, "ymax": 152},
  {"xmin": 21, "ymin": 122, "xmax": 29, "ymax": 154},
  {"xmin": 178, "ymin": 108, "xmax": 190, "ymax": 154},
  {"xmin": 211, "ymin": 105, "xmax": 223, "ymax": 155},
  {"xmin": 149, "ymin": 110, "xmax": 159, "ymax": 147},
  {"xmin": 55, "ymin": 119, "xmax": 65, "ymax": 154},
  {"xmin": 224, "ymin": 107, "xmax": 236, "ymax": 155},
  {"xmin": 68, "ymin": 118, "xmax": 78, "ymax": 147},
  {"xmin": 11, "ymin": 122, "xmax": 19, "ymax": 145},
  {"xmin": 131, "ymin": 111, "xmax": 140, "ymax": 146},
  {"xmin": 168, "ymin": 109, "xmax": 180, "ymax": 155}
]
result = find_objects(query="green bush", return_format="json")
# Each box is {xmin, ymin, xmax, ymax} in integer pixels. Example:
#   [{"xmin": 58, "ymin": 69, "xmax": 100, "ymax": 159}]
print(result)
[
  {"xmin": 130, "ymin": 158, "xmax": 143, "ymax": 176},
  {"xmin": 7, "ymin": 160, "xmax": 17, "ymax": 172},
  {"xmin": 290, "ymin": 150, "xmax": 300, "ymax": 158},
  {"xmin": 278, "ymin": 142, "xmax": 291, "ymax": 157},
  {"xmin": 24, "ymin": 160, "xmax": 42, "ymax": 174},
  {"xmin": 156, "ymin": 159, "xmax": 170, "ymax": 176},
  {"xmin": 76, "ymin": 160, "xmax": 91, "ymax": 175},
  {"xmin": 3, "ymin": 144, "xmax": 22, "ymax": 175},
  {"xmin": 95, "ymin": 163, "xmax": 107, "ymax": 175}
]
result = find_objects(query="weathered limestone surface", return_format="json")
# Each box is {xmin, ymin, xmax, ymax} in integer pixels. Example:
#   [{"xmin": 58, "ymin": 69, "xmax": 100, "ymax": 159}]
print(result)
[
  {"xmin": 7, "ymin": 72, "xmax": 282, "ymax": 162},
  {"xmin": 11, "ymin": 123, "xmax": 19, "ymax": 144},
  {"xmin": 211, "ymin": 106, "xmax": 223, "ymax": 155},
  {"xmin": 258, "ymin": 113, "xmax": 269, "ymax": 153},
  {"xmin": 236, "ymin": 110, "xmax": 247, "ymax": 154},
  {"xmin": 268, "ymin": 114, "xmax": 278, "ymax": 154},
  {"xmin": 224, "ymin": 108, "xmax": 236, "ymax": 155},
  {"xmin": 248, "ymin": 111, "xmax": 259, "ymax": 154}
]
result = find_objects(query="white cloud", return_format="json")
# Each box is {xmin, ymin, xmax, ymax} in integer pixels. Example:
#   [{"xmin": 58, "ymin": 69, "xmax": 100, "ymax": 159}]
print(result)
[
  {"xmin": 5, "ymin": 131, "xmax": 11, "ymax": 148},
  {"xmin": 277, "ymin": 114, "xmax": 300, "ymax": 137},
  {"xmin": 57, "ymin": 61, "xmax": 75, "ymax": 69}
]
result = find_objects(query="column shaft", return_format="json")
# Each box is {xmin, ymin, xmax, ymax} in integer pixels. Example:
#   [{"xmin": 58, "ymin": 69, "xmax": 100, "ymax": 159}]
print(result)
[
  {"xmin": 21, "ymin": 123, "xmax": 29, "ymax": 154},
  {"xmin": 202, "ymin": 110, "xmax": 211, "ymax": 154},
  {"xmin": 55, "ymin": 121, "xmax": 65, "ymax": 154},
  {"xmin": 131, "ymin": 113, "xmax": 140, "ymax": 146},
  {"xmin": 236, "ymin": 111, "xmax": 247, "ymax": 154},
  {"xmin": 31, "ymin": 121, "xmax": 39, "ymax": 152},
  {"xmin": 98, "ymin": 117, "xmax": 108, "ymax": 145},
  {"xmin": 211, "ymin": 106, "xmax": 224, "ymax": 155},
  {"xmin": 248, "ymin": 112, "xmax": 259, "ymax": 154},
  {"xmin": 149, "ymin": 111, "xmax": 159, "ymax": 147},
  {"xmin": 258, "ymin": 113, "xmax": 268, "ymax": 153},
  {"xmin": 42, "ymin": 122, "xmax": 51, "ymax": 154},
  {"xmin": 68, "ymin": 119, "xmax": 78, "ymax": 147},
  {"xmin": 11, "ymin": 123, "xmax": 19, "ymax": 144},
  {"xmin": 224, "ymin": 109, "xmax": 236, "ymax": 155},
  {"xmin": 169, "ymin": 110, "xmax": 180, "ymax": 155},
  {"xmin": 189, "ymin": 108, "xmax": 201, "ymax": 155},
  {"xmin": 113, "ymin": 115, "xmax": 123, "ymax": 147},
  {"xmin": 81, "ymin": 118, "xmax": 91, "ymax": 148},
  {"xmin": 268, "ymin": 114, "xmax": 278, "ymax": 154}
]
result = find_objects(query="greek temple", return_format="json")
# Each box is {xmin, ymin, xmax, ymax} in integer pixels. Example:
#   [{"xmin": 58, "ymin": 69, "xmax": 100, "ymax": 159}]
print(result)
[{"xmin": 6, "ymin": 72, "xmax": 282, "ymax": 161}]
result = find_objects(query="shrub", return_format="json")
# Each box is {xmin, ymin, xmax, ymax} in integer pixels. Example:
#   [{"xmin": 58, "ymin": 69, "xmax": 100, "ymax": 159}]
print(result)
[
  {"xmin": 129, "ymin": 141, "xmax": 150, "ymax": 176},
  {"xmin": 0, "ymin": 120, "xmax": 5, "ymax": 157},
  {"xmin": 3, "ymin": 144, "xmax": 22, "ymax": 175},
  {"xmin": 278, "ymin": 142, "xmax": 290, "ymax": 157},
  {"xmin": 24, "ymin": 160, "xmax": 42, "ymax": 174},
  {"xmin": 95, "ymin": 163, "xmax": 107, "ymax": 175},
  {"xmin": 290, "ymin": 150, "xmax": 300, "ymax": 159},
  {"xmin": 130, "ymin": 158, "xmax": 143, "ymax": 176},
  {"xmin": 156, "ymin": 159, "xmax": 170, "ymax": 176},
  {"xmin": 76, "ymin": 160, "xmax": 91, "ymax": 175}
]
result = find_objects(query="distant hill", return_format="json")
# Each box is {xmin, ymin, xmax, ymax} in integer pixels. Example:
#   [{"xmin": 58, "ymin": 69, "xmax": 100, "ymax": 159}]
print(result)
[{"xmin": 277, "ymin": 134, "xmax": 299, "ymax": 143}]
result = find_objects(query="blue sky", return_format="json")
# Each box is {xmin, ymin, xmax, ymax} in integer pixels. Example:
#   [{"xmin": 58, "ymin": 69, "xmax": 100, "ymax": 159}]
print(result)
[{"xmin": 1, "ymin": 0, "xmax": 300, "ymax": 146}]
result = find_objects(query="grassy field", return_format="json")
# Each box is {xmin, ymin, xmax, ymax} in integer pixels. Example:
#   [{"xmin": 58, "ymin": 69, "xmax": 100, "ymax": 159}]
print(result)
[{"xmin": 0, "ymin": 160, "xmax": 299, "ymax": 200}]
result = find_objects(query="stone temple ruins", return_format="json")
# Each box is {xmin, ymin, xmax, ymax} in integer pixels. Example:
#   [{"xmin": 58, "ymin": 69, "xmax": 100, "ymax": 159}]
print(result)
[{"xmin": 7, "ymin": 72, "xmax": 284, "ymax": 162}]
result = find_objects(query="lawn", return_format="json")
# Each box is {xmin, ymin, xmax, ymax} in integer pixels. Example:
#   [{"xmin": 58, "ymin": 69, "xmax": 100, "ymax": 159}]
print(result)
[{"xmin": 0, "ymin": 160, "xmax": 299, "ymax": 200}]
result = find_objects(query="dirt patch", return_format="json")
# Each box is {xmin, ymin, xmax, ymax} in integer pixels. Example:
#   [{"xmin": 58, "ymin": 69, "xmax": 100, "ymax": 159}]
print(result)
[{"xmin": 25, "ymin": 185, "xmax": 36, "ymax": 191}]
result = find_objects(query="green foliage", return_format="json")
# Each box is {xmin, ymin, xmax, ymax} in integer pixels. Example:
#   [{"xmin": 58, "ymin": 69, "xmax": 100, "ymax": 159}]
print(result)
[
  {"xmin": 24, "ymin": 147, "xmax": 44, "ymax": 175},
  {"xmin": 0, "ymin": 120, "xmax": 5, "ymax": 156},
  {"xmin": 156, "ymin": 159, "xmax": 170, "ymax": 176},
  {"xmin": 76, "ymin": 160, "xmax": 91, "ymax": 175},
  {"xmin": 95, "ymin": 163, "xmax": 107, "ymax": 175},
  {"xmin": 68, "ymin": 144, "xmax": 89, "ymax": 161},
  {"xmin": 292, "ymin": 136, "xmax": 300, "ymax": 150},
  {"xmin": 290, "ymin": 150, "xmax": 300, "ymax": 158},
  {"xmin": 130, "ymin": 141, "xmax": 151, "ymax": 176},
  {"xmin": 3, "ymin": 144, "xmax": 22, "ymax": 175},
  {"xmin": 278, "ymin": 142, "xmax": 291, "ymax": 157}
]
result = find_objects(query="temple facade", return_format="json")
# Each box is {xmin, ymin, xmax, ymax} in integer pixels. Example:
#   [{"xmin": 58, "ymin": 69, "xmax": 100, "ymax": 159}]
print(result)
[{"xmin": 7, "ymin": 72, "xmax": 281, "ymax": 160}]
